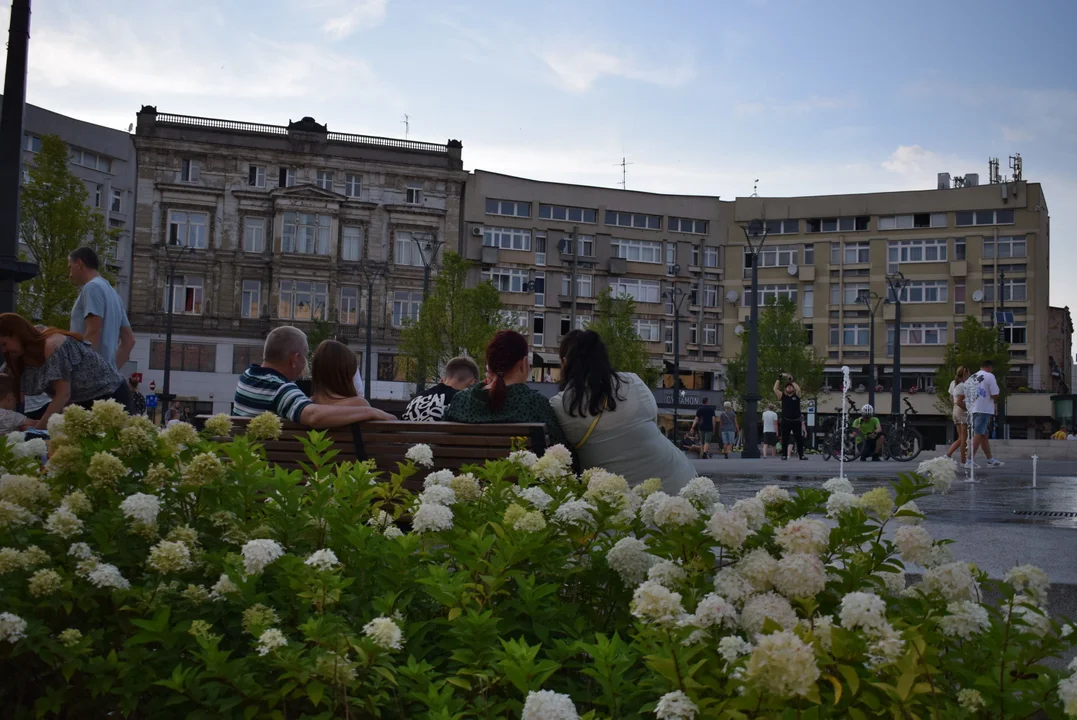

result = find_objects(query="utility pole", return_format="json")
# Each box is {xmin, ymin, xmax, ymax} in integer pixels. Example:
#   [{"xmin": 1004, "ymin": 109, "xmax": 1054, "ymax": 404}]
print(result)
[
  {"xmin": 359, "ymin": 262, "xmax": 387, "ymax": 400},
  {"xmin": 857, "ymin": 291, "xmax": 884, "ymax": 409},
  {"xmin": 740, "ymin": 220, "xmax": 768, "ymax": 459},
  {"xmin": 664, "ymin": 279, "xmax": 688, "ymax": 444}
]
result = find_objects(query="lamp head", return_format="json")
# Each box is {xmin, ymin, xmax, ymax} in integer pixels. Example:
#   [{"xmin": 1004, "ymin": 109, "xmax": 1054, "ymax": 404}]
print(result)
[{"xmin": 747, "ymin": 219, "xmax": 764, "ymax": 239}]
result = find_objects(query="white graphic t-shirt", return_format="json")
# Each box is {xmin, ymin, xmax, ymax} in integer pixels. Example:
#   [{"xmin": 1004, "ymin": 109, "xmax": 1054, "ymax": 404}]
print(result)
[{"xmin": 964, "ymin": 370, "xmax": 1000, "ymax": 416}]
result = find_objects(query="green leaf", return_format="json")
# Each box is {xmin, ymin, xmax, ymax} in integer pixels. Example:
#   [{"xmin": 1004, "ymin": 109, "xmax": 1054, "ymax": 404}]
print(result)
[
  {"xmin": 306, "ymin": 680, "xmax": 326, "ymax": 707},
  {"xmin": 837, "ymin": 665, "xmax": 860, "ymax": 696}
]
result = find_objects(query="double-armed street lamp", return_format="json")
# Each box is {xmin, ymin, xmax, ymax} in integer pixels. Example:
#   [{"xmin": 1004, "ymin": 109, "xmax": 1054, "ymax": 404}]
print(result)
[
  {"xmin": 155, "ymin": 236, "xmax": 191, "ymax": 425},
  {"xmin": 856, "ymin": 290, "xmax": 886, "ymax": 409},
  {"xmin": 885, "ymin": 272, "xmax": 911, "ymax": 416},
  {"xmin": 740, "ymin": 219, "xmax": 768, "ymax": 459},
  {"xmin": 663, "ymin": 274, "xmax": 689, "ymax": 444},
  {"xmin": 413, "ymin": 232, "xmax": 445, "ymax": 393}
]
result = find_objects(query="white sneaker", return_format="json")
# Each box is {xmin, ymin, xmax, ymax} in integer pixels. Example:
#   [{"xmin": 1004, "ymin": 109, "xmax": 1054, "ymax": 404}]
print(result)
[
  {"xmin": 987, "ymin": 458, "xmax": 1005, "ymax": 467},
  {"xmin": 963, "ymin": 460, "xmax": 981, "ymax": 469}
]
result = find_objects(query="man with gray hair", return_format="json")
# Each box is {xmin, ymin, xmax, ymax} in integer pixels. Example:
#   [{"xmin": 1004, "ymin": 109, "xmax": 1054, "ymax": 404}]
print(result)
[{"xmin": 234, "ymin": 326, "xmax": 393, "ymax": 427}]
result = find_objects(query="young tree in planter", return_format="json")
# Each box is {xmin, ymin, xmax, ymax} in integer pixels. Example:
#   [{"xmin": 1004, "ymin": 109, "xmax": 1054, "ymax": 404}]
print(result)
[
  {"xmin": 725, "ymin": 296, "xmax": 825, "ymax": 407},
  {"xmin": 18, "ymin": 134, "xmax": 117, "ymax": 328},
  {"xmin": 934, "ymin": 316, "xmax": 1011, "ymax": 412},
  {"xmin": 399, "ymin": 251, "xmax": 510, "ymax": 384},
  {"xmin": 587, "ymin": 288, "xmax": 661, "ymax": 386}
]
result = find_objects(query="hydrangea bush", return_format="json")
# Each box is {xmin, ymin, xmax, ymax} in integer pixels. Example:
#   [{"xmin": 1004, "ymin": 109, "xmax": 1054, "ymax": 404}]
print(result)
[{"xmin": 0, "ymin": 402, "xmax": 1075, "ymax": 718}]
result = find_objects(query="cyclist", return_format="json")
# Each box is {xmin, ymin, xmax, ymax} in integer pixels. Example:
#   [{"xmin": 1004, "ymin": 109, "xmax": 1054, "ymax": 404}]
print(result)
[{"xmin": 852, "ymin": 403, "xmax": 884, "ymax": 462}]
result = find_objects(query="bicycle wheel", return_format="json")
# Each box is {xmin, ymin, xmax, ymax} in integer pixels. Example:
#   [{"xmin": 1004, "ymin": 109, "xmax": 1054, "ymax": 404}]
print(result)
[{"xmin": 888, "ymin": 426, "xmax": 923, "ymax": 462}]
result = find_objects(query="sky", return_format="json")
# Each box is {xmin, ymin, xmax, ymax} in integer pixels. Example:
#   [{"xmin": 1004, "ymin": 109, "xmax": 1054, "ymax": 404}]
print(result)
[{"xmin": 5, "ymin": 0, "xmax": 1076, "ymax": 314}]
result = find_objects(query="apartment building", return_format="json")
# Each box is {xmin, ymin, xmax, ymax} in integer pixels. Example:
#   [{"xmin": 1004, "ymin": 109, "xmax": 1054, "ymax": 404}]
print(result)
[
  {"xmin": 127, "ymin": 107, "xmax": 466, "ymax": 413},
  {"xmin": 461, "ymin": 170, "xmax": 729, "ymax": 392},
  {"xmin": 730, "ymin": 177, "xmax": 1052, "ymax": 439},
  {"xmin": 5, "ymin": 98, "xmax": 137, "ymax": 306},
  {"xmin": 1047, "ymin": 306, "xmax": 1073, "ymax": 395}
]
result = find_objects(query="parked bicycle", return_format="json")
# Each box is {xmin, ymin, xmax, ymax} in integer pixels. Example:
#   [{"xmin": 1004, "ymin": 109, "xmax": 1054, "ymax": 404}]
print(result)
[{"xmin": 820, "ymin": 396, "xmax": 923, "ymax": 462}]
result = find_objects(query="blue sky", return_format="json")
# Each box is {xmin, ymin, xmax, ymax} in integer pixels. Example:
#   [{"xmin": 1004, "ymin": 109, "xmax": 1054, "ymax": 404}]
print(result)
[{"xmin": 7, "ymin": 0, "xmax": 1076, "ymax": 315}]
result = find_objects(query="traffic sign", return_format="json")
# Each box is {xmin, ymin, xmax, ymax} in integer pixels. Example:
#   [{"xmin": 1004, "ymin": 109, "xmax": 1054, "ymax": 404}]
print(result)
[
  {"xmin": 149, "ymin": 380, "xmax": 156, "ymax": 391},
  {"xmin": 146, "ymin": 394, "xmax": 158, "ymax": 409}
]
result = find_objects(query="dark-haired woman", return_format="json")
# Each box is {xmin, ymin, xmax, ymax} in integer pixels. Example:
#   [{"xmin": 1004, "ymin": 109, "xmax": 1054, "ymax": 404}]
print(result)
[
  {"xmin": 445, "ymin": 330, "xmax": 565, "ymax": 445},
  {"xmin": 550, "ymin": 330, "xmax": 695, "ymax": 491},
  {"xmin": 310, "ymin": 339, "xmax": 370, "ymax": 407}
]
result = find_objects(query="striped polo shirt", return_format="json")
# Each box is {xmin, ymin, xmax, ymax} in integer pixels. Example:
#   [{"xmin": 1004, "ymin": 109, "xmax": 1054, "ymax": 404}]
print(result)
[{"xmin": 233, "ymin": 365, "xmax": 311, "ymax": 424}]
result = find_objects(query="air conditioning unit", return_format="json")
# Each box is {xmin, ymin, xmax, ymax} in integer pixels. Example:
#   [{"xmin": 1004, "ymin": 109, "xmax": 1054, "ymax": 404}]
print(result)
[
  {"xmin": 471, "ymin": 226, "xmax": 484, "ymax": 237},
  {"xmin": 965, "ymin": 173, "xmax": 979, "ymax": 187},
  {"xmin": 937, "ymin": 172, "xmax": 951, "ymax": 190}
]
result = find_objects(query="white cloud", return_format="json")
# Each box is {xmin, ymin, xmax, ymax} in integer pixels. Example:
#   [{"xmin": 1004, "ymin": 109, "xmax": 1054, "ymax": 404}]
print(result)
[
  {"xmin": 539, "ymin": 45, "xmax": 693, "ymax": 94},
  {"xmin": 735, "ymin": 96, "xmax": 852, "ymax": 117},
  {"xmin": 314, "ymin": 0, "xmax": 388, "ymax": 39},
  {"xmin": 881, "ymin": 145, "xmax": 939, "ymax": 176}
]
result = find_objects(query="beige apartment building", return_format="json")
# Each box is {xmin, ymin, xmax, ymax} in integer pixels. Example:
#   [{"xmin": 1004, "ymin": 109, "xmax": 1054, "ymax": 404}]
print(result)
[
  {"xmin": 461, "ymin": 170, "xmax": 729, "ymax": 392},
  {"xmin": 127, "ymin": 107, "xmax": 466, "ymax": 413}
]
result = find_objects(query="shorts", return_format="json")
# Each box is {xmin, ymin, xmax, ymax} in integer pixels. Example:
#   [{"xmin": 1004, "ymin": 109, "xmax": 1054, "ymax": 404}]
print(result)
[
  {"xmin": 971, "ymin": 413, "xmax": 992, "ymax": 436},
  {"xmin": 763, "ymin": 432, "xmax": 778, "ymax": 445},
  {"xmin": 952, "ymin": 407, "xmax": 968, "ymax": 425},
  {"xmin": 721, "ymin": 430, "xmax": 736, "ymax": 445},
  {"xmin": 700, "ymin": 431, "xmax": 713, "ymax": 445}
]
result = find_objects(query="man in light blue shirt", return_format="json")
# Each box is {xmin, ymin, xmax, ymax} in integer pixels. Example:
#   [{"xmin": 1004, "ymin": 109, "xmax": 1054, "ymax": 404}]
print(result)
[{"xmin": 68, "ymin": 246, "xmax": 135, "ymax": 370}]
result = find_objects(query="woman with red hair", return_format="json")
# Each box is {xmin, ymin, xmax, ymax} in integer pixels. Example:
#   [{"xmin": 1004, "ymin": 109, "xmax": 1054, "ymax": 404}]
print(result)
[
  {"xmin": 445, "ymin": 330, "xmax": 565, "ymax": 445},
  {"xmin": 0, "ymin": 313, "xmax": 130, "ymax": 429}
]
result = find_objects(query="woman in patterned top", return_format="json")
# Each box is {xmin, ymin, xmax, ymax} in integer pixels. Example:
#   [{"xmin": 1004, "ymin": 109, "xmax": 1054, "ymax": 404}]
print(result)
[
  {"xmin": 445, "ymin": 330, "xmax": 566, "ymax": 445},
  {"xmin": 0, "ymin": 313, "xmax": 130, "ymax": 429}
]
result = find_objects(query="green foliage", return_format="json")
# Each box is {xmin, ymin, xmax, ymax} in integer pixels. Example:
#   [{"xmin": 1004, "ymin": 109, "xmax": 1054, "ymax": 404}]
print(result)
[
  {"xmin": 306, "ymin": 319, "xmax": 335, "ymax": 352},
  {"xmin": 934, "ymin": 316, "xmax": 1011, "ymax": 411},
  {"xmin": 587, "ymin": 288, "xmax": 661, "ymax": 387},
  {"xmin": 0, "ymin": 407, "xmax": 1074, "ymax": 718},
  {"xmin": 17, "ymin": 134, "xmax": 118, "ymax": 327},
  {"xmin": 726, "ymin": 297, "xmax": 825, "ymax": 407},
  {"xmin": 399, "ymin": 252, "xmax": 511, "ymax": 384}
]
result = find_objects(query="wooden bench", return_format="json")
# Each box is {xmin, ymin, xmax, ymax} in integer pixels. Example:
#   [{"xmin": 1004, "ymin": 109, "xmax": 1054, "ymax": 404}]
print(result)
[{"xmin": 200, "ymin": 416, "xmax": 548, "ymax": 491}]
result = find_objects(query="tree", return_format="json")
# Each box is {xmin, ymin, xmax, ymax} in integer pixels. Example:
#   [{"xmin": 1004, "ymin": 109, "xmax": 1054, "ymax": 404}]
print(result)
[
  {"xmin": 934, "ymin": 316, "xmax": 1010, "ymax": 412},
  {"xmin": 587, "ymin": 288, "xmax": 660, "ymax": 386},
  {"xmin": 725, "ymin": 297, "xmax": 825, "ymax": 408},
  {"xmin": 307, "ymin": 319, "xmax": 334, "ymax": 352},
  {"xmin": 399, "ymin": 251, "xmax": 510, "ymax": 383},
  {"xmin": 18, "ymin": 134, "xmax": 117, "ymax": 328}
]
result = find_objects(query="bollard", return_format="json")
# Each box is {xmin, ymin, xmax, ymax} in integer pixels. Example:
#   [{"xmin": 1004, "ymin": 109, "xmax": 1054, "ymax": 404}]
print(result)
[{"xmin": 1031, "ymin": 454, "xmax": 1038, "ymax": 489}]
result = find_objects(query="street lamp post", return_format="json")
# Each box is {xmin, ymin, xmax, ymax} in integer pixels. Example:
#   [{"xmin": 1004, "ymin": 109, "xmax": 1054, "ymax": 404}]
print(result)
[
  {"xmin": 663, "ymin": 274, "xmax": 689, "ymax": 444},
  {"xmin": 156, "ymin": 238, "xmax": 191, "ymax": 425},
  {"xmin": 359, "ymin": 262, "xmax": 387, "ymax": 400},
  {"xmin": 997, "ymin": 268, "xmax": 1007, "ymax": 437},
  {"xmin": 413, "ymin": 232, "xmax": 445, "ymax": 393},
  {"xmin": 740, "ymin": 219, "xmax": 768, "ymax": 459},
  {"xmin": 885, "ymin": 272, "xmax": 911, "ymax": 418},
  {"xmin": 856, "ymin": 290, "xmax": 885, "ymax": 409}
]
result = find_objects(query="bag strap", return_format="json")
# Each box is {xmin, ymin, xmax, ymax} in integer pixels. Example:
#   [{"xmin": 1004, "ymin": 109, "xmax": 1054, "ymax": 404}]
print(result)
[{"xmin": 575, "ymin": 400, "xmax": 608, "ymax": 450}]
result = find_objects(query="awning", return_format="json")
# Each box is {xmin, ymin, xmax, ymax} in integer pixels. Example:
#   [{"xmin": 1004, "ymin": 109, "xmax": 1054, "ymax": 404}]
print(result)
[
  {"xmin": 824, "ymin": 366, "xmax": 863, "ymax": 373},
  {"xmin": 533, "ymin": 351, "xmax": 560, "ymax": 366},
  {"xmin": 880, "ymin": 366, "xmax": 938, "ymax": 374},
  {"xmin": 662, "ymin": 360, "xmax": 721, "ymax": 373}
]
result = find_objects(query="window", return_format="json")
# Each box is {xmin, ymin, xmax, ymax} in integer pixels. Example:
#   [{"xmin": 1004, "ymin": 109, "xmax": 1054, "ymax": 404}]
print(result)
[
  {"xmin": 392, "ymin": 291, "xmax": 423, "ymax": 327},
  {"xmin": 533, "ymin": 312, "xmax": 545, "ymax": 347},
  {"xmin": 377, "ymin": 353, "xmax": 399, "ymax": 381},
  {"xmin": 887, "ymin": 239, "xmax": 948, "ymax": 270},
  {"xmin": 805, "ymin": 324, "xmax": 814, "ymax": 345},
  {"xmin": 577, "ymin": 235, "xmax": 594, "ymax": 257},
  {"xmin": 842, "ymin": 324, "xmax": 870, "ymax": 346},
  {"xmin": 830, "ymin": 241, "xmax": 869, "ymax": 264},
  {"xmin": 279, "ymin": 167, "xmax": 296, "ymax": 188},
  {"xmin": 983, "ymin": 278, "xmax": 1027, "ymax": 303},
  {"xmin": 954, "ymin": 280, "xmax": 966, "ymax": 315},
  {"xmin": 485, "ymin": 198, "xmax": 531, "ymax": 218},
  {"xmin": 180, "ymin": 159, "xmax": 200, "ymax": 183},
  {"xmin": 804, "ymin": 244, "xmax": 814, "ymax": 264},
  {"xmin": 393, "ymin": 231, "xmax": 429, "ymax": 267},
  {"xmin": 406, "ymin": 182, "xmax": 423, "ymax": 204},
  {"xmin": 316, "ymin": 171, "xmax": 333, "ymax": 190},
  {"xmin": 248, "ymin": 165, "xmax": 266, "ymax": 188},
  {"xmin": 341, "ymin": 225, "xmax": 363, "ymax": 261},
  {"xmin": 803, "ymin": 287, "xmax": 814, "ymax": 317},
  {"xmin": 807, "ymin": 216, "xmax": 869, "ymax": 233},
  {"xmin": 955, "ymin": 209, "xmax": 1015, "ymax": 226},
  {"xmin": 538, "ymin": 204, "xmax": 597, "ymax": 224},
  {"xmin": 688, "ymin": 323, "xmax": 699, "ymax": 345},
  {"xmin": 703, "ymin": 246, "xmax": 718, "ymax": 268},
  {"xmin": 831, "ymin": 283, "xmax": 869, "ymax": 306},
  {"xmin": 955, "ymin": 238, "xmax": 966, "ymax": 260},
  {"xmin": 163, "ymin": 275, "xmax": 204, "ymax": 314},
  {"xmin": 150, "ymin": 341, "xmax": 215, "ymax": 372},
  {"xmin": 344, "ymin": 174, "xmax": 361, "ymax": 198},
  {"xmin": 483, "ymin": 268, "xmax": 530, "ymax": 293},
  {"xmin": 560, "ymin": 314, "xmax": 591, "ymax": 336},
  {"xmin": 887, "ymin": 323, "xmax": 948, "ymax": 348},
  {"xmin": 561, "ymin": 274, "xmax": 593, "ymax": 298},
  {"xmin": 1001, "ymin": 322, "xmax": 1027, "ymax": 344},
  {"xmin": 243, "ymin": 217, "xmax": 265, "ymax": 253},
  {"xmin": 282, "ymin": 212, "xmax": 330, "ymax": 255},
  {"xmin": 483, "ymin": 226, "xmax": 531, "ymax": 251},
  {"xmin": 278, "ymin": 280, "xmax": 328, "ymax": 321},
  {"xmin": 533, "ymin": 272, "xmax": 545, "ymax": 305},
  {"xmin": 339, "ymin": 286, "xmax": 359, "ymax": 325},
  {"xmin": 93, "ymin": 185, "xmax": 102, "ymax": 209},
  {"xmin": 109, "ymin": 189, "xmax": 122, "ymax": 213},
  {"xmin": 633, "ymin": 319, "xmax": 661, "ymax": 342},
  {"xmin": 889, "ymin": 280, "xmax": 949, "ymax": 304},
  {"xmin": 611, "ymin": 238, "xmax": 663, "ymax": 263},
  {"xmin": 68, "ymin": 146, "xmax": 112, "ymax": 172},
  {"xmin": 764, "ymin": 219, "xmax": 799, "ymax": 235},
  {"xmin": 25, "ymin": 135, "xmax": 42, "ymax": 153},
  {"xmin": 703, "ymin": 323, "xmax": 718, "ymax": 346},
  {"xmin": 232, "ymin": 345, "xmax": 262, "ymax": 374},
  {"xmin": 878, "ymin": 213, "xmax": 946, "ymax": 230},
  {"xmin": 743, "ymin": 284, "xmax": 797, "ymax": 306},
  {"xmin": 745, "ymin": 245, "xmax": 799, "ymax": 269},
  {"xmin": 668, "ymin": 217, "xmax": 708, "ymax": 234},
  {"xmin": 664, "ymin": 323, "xmax": 674, "ymax": 353},
  {"xmin": 611, "ymin": 278, "xmax": 661, "ymax": 304},
  {"xmin": 982, "ymin": 236, "xmax": 1027, "ymax": 259},
  {"xmin": 535, "ymin": 232, "xmax": 547, "ymax": 266},
  {"xmin": 240, "ymin": 280, "xmax": 261, "ymax": 319},
  {"xmin": 167, "ymin": 211, "xmax": 208, "ymax": 249},
  {"xmin": 604, "ymin": 210, "xmax": 661, "ymax": 229}
]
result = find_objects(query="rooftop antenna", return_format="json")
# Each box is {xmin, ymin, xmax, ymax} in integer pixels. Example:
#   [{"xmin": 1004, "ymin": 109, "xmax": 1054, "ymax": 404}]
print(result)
[
  {"xmin": 401, "ymin": 114, "xmax": 410, "ymax": 140},
  {"xmin": 988, "ymin": 157, "xmax": 1001, "ymax": 184},
  {"xmin": 615, "ymin": 153, "xmax": 634, "ymax": 189},
  {"xmin": 751, "ymin": 179, "xmax": 760, "ymax": 197},
  {"xmin": 1009, "ymin": 153, "xmax": 1022, "ymax": 182}
]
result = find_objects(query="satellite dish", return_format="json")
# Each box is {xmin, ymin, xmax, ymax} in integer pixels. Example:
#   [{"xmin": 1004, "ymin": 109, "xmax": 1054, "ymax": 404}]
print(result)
[
  {"xmin": 971, "ymin": 289, "xmax": 984, "ymax": 302},
  {"xmin": 726, "ymin": 289, "xmax": 739, "ymax": 303},
  {"xmin": 787, "ymin": 264, "xmax": 798, "ymax": 276},
  {"xmin": 734, "ymin": 324, "xmax": 745, "ymax": 336}
]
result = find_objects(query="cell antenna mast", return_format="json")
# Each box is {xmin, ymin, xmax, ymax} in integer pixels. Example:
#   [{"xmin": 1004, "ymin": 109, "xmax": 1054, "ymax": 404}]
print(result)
[
  {"xmin": 615, "ymin": 155, "xmax": 634, "ymax": 189},
  {"xmin": 401, "ymin": 114, "xmax": 410, "ymax": 139},
  {"xmin": 751, "ymin": 179, "xmax": 760, "ymax": 197}
]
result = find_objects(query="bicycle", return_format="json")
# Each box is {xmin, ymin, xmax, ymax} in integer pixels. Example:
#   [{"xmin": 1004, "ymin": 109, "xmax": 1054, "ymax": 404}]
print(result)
[{"xmin": 884, "ymin": 398, "xmax": 924, "ymax": 462}]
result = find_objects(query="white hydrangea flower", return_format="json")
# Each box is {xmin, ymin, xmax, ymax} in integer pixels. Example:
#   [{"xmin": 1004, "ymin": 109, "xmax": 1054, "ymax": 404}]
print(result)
[
  {"xmin": 775, "ymin": 553, "xmax": 827, "ymax": 599},
  {"xmin": 383, "ymin": 525, "xmax": 404, "ymax": 539},
  {"xmin": 514, "ymin": 510, "xmax": 546, "ymax": 533},
  {"xmin": 532, "ymin": 454, "xmax": 570, "ymax": 481},
  {"xmin": 705, "ymin": 508, "xmax": 750, "ymax": 550},
  {"xmin": 0, "ymin": 499, "xmax": 36, "ymax": 528},
  {"xmin": 68, "ymin": 542, "xmax": 94, "ymax": 560},
  {"xmin": 211, "ymin": 573, "xmax": 240, "ymax": 597},
  {"xmin": 120, "ymin": 493, "xmax": 161, "ymax": 527},
  {"xmin": 552, "ymin": 499, "xmax": 595, "ymax": 527},
  {"xmin": 509, "ymin": 449, "xmax": 538, "ymax": 468},
  {"xmin": 423, "ymin": 469, "xmax": 454, "ymax": 488},
  {"xmin": 1056, "ymin": 675, "xmax": 1077, "ymax": 717},
  {"xmin": 366, "ymin": 511, "xmax": 395, "ymax": 531},
  {"xmin": 1008, "ymin": 598, "xmax": 1051, "ymax": 637},
  {"xmin": 822, "ymin": 477, "xmax": 854, "ymax": 495},
  {"xmin": 653, "ymin": 495, "xmax": 699, "ymax": 528},
  {"xmin": 879, "ymin": 570, "xmax": 906, "ymax": 595},
  {"xmin": 692, "ymin": 593, "xmax": 738, "ymax": 629},
  {"xmin": 921, "ymin": 562, "xmax": 978, "ymax": 602},
  {"xmin": 362, "ymin": 616, "xmax": 404, "ymax": 650},
  {"xmin": 639, "ymin": 491, "xmax": 670, "ymax": 526},
  {"xmin": 647, "ymin": 560, "xmax": 687, "ymax": 588},
  {"xmin": 740, "ymin": 592, "xmax": 798, "ymax": 636},
  {"xmin": 147, "ymin": 540, "xmax": 192, "ymax": 573},
  {"xmin": 0, "ymin": 612, "xmax": 28, "ymax": 643},
  {"xmin": 256, "ymin": 628, "xmax": 288, "ymax": 655},
  {"xmin": 419, "ymin": 485, "xmax": 456, "ymax": 507},
  {"xmin": 241, "ymin": 539, "xmax": 285, "ymax": 575},
  {"xmin": 895, "ymin": 500, "xmax": 923, "ymax": 525},
  {"xmin": 894, "ymin": 525, "xmax": 933, "ymax": 566},
  {"xmin": 679, "ymin": 476, "xmax": 720, "ymax": 508},
  {"xmin": 731, "ymin": 497, "xmax": 766, "ymax": 531},
  {"xmin": 866, "ymin": 621, "xmax": 905, "ymax": 668},
  {"xmin": 631, "ymin": 580, "xmax": 685, "ymax": 626},
  {"xmin": 925, "ymin": 543, "xmax": 955, "ymax": 569},
  {"xmin": 304, "ymin": 549, "xmax": 340, "ymax": 571},
  {"xmin": 543, "ymin": 444, "xmax": 573, "ymax": 468},
  {"xmin": 939, "ymin": 601, "xmax": 990, "ymax": 639},
  {"xmin": 606, "ymin": 537, "xmax": 657, "ymax": 585},
  {"xmin": 44, "ymin": 507, "xmax": 83, "ymax": 539},
  {"xmin": 713, "ymin": 567, "xmax": 753, "ymax": 606},
  {"xmin": 825, "ymin": 491, "xmax": 859, "ymax": 517},
  {"xmin": 958, "ymin": 689, "xmax": 985, "ymax": 712},
  {"xmin": 916, "ymin": 455, "xmax": 956, "ymax": 493},
  {"xmin": 775, "ymin": 519, "xmax": 829, "ymax": 556},
  {"xmin": 521, "ymin": 689, "xmax": 579, "ymax": 720},
  {"xmin": 808, "ymin": 615, "xmax": 835, "ymax": 652},
  {"xmin": 518, "ymin": 486, "xmax": 553, "ymax": 510},
  {"xmin": 86, "ymin": 563, "xmax": 130, "ymax": 590},
  {"xmin": 745, "ymin": 630, "xmax": 820, "ymax": 698},
  {"xmin": 737, "ymin": 548, "xmax": 778, "ymax": 592},
  {"xmin": 839, "ymin": 592, "xmax": 888, "ymax": 632},
  {"xmin": 756, "ymin": 485, "xmax": 790, "ymax": 506},
  {"xmin": 13, "ymin": 437, "xmax": 47, "ymax": 459},
  {"xmin": 654, "ymin": 690, "xmax": 698, "ymax": 720},
  {"xmin": 717, "ymin": 635, "xmax": 753, "ymax": 663},
  {"xmin": 1004, "ymin": 565, "xmax": 1049, "ymax": 605},
  {"xmin": 405, "ymin": 443, "xmax": 434, "ymax": 468},
  {"xmin": 412, "ymin": 503, "xmax": 453, "ymax": 534}
]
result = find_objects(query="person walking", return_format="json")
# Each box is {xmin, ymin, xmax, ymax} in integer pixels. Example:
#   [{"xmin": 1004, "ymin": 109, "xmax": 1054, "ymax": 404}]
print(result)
[
  {"xmin": 718, "ymin": 401, "xmax": 739, "ymax": 459},
  {"xmin": 761, "ymin": 404, "xmax": 779, "ymax": 457},
  {"xmin": 128, "ymin": 377, "xmax": 147, "ymax": 417},
  {"xmin": 774, "ymin": 374, "xmax": 806, "ymax": 460},
  {"xmin": 945, "ymin": 366, "xmax": 971, "ymax": 465},
  {"xmin": 965, "ymin": 359, "xmax": 1004, "ymax": 468},
  {"xmin": 67, "ymin": 247, "xmax": 135, "ymax": 370},
  {"xmin": 692, "ymin": 397, "xmax": 717, "ymax": 459}
]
